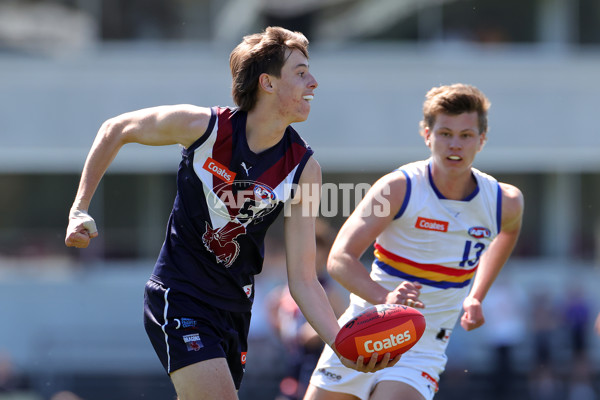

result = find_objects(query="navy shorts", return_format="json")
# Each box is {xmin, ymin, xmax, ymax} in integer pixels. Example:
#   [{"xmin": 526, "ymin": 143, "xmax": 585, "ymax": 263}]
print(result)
[{"xmin": 143, "ymin": 278, "xmax": 250, "ymax": 389}]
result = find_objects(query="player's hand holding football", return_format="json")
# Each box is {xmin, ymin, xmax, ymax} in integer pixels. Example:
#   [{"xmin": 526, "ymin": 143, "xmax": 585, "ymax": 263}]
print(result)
[
  {"xmin": 332, "ymin": 344, "xmax": 401, "ymax": 373},
  {"xmin": 460, "ymin": 296, "xmax": 484, "ymax": 331},
  {"xmin": 385, "ymin": 281, "xmax": 425, "ymax": 309},
  {"xmin": 65, "ymin": 209, "xmax": 98, "ymax": 248}
]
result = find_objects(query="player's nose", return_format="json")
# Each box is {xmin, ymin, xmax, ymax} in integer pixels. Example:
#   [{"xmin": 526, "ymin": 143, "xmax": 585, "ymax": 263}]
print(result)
[{"xmin": 308, "ymin": 73, "xmax": 318, "ymax": 89}]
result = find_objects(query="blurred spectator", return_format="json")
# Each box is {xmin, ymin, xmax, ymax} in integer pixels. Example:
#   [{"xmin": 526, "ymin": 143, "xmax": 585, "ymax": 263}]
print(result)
[
  {"xmin": 561, "ymin": 285, "xmax": 596, "ymax": 400},
  {"xmin": 562, "ymin": 284, "xmax": 592, "ymax": 358},
  {"xmin": 566, "ymin": 354, "xmax": 597, "ymax": 400},
  {"xmin": 481, "ymin": 279, "xmax": 526, "ymax": 400},
  {"xmin": 527, "ymin": 291, "xmax": 560, "ymax": 400},
  {"xmin": 529, "ymin": 291, "xmax": 558, "ymax": 368},
  {"xmin": 0, "ymin": 351, "xmax": 30, "ymax": 394},
  {"xmin": 528, "ymin": 364, "xmax": 561, "ymax": 400},
  {"xmin": 595, "ymin": 312, "xmax": 600, "ymax": 336},
  {"xmin": 266, "ymin": 218, "xmax": 347, "ymax": 400},
  {"xmin": 241, "ymin": 233, "xmax": 289, "ymax": 399},
  {"xmin": 50, "ymin": 391, "xmax": 84, "ymax": 400}
]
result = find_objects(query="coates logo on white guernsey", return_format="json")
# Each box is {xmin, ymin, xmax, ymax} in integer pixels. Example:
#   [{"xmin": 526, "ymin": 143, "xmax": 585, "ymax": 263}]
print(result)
[
  {"xmin": 468, "ymin": 226, "xmax": 491, "ymax": 239},
  {"xmin": 415, "ymin": 217, "xmax": 448, "ymax": 232}
]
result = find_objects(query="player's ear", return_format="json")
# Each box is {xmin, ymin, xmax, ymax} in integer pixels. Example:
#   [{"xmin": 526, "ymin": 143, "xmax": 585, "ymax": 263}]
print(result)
[
  {"xmin": 259, "ymin": 73, "xmax": 274, "ymax": 93},
  {"xmin": 478, "ymin": 131, "xmax": 487, "ymax": 151},
  {"xmin": 424, "ymin": 128, "xmax": 431, "ymax": 147}
]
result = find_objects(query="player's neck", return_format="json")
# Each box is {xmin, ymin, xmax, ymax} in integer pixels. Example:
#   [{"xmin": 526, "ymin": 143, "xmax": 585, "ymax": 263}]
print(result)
[
  {"xmin": 245, "ymin": 108, "xmax": 288, "ymax": 154},
  {"xmin": 430, "ymin": 168, "xmax": 476, "ymax": 200}
]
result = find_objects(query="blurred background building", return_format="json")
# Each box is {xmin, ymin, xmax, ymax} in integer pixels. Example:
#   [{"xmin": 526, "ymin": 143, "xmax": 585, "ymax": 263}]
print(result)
[{"xmin": 1, "ymin": 0, "xmax": 599, "ymax": 399}]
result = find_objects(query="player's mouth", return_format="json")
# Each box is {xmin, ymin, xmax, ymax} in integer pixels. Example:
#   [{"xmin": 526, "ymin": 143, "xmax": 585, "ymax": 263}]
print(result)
[
  {"xmin": 303, "ymin": 95, "xmax": 314, "ymax": 102},
  {"xmin": 447, "ymin": 155, "xmax": 462, "ymax": 161}
]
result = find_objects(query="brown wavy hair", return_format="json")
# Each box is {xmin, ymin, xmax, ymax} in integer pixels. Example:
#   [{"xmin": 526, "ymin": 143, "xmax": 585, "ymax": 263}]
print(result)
[{"xmin": 229, "ymin": 26, "xmax": 309, "ymax": 112}]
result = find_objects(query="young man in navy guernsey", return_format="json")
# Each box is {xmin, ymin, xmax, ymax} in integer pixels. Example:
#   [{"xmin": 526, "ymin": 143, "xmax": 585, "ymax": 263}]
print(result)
[{"xmin": 65, "ymin": 27, "xmax": 398, "ymax": 400}]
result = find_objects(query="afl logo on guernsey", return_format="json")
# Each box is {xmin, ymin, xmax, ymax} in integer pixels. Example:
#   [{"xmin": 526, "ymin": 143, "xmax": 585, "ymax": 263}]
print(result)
[
  {"xmin": 468, "ymin": 226, "xmax": 491, "ymax": 239},
  {"xmin": 254, "ymin": 184, "xmax": 276, "ymax": 201},
  {"xmin": 208, "ymin": 180, "xmax": 279, "ymax": 224},
  {"xmin": 203, "ymin": 157, "xmax": 236, "ymax": 184}
]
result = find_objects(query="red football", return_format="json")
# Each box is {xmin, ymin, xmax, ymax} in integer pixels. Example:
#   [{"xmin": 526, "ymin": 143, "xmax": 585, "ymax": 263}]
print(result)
[{"xmin": 334, "ymin": 304, "xmax": 426, "ymax": 362}]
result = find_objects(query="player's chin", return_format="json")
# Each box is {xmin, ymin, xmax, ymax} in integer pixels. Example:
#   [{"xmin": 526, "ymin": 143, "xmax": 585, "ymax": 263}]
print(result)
[
  {"xmin": 297, "ymin": 108, "xmax": 311, "ymax": 122},
  {"xmin": 291, "ymin": 114, "xmax": 309, "ymax": 124},
  {"xmin": 296, "ymin": 103, "xmax": 312, "ymax": 119}
]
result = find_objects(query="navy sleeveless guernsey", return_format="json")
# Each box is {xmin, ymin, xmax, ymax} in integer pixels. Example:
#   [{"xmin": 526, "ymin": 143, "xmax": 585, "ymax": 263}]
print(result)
[{"xmin": 151, "ymin": 107, "xmax": 313, "ymax": 312}]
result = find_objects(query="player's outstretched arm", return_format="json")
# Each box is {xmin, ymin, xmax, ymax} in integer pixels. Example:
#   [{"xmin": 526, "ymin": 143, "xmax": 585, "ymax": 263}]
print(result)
[
  {"xmin": 284, "ymin": 158, "xmax": 339, "ymax": 347},
  {"xmin": 328, "ymin": 171, "xmax": 421, "ymax": 307},
  {"xmin": 461, "ymin": 183, "xmax": 524, "ymax": 331},
  {"xmin": 284, "ymin": 159, "xmax": 400, "ymax": 373},
  {"xmin": 65, "ymin": 105, "xmax": 212, "ymax": 248}
]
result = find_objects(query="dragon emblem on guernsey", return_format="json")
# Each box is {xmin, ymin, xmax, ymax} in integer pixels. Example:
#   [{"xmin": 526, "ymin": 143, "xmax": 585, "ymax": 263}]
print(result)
[{"xmin": 202, "ymin": 221, "xmax": 246, "ymax": 268}]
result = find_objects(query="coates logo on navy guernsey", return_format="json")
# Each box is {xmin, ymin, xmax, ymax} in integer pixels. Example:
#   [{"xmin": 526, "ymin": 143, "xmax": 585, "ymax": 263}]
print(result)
[{"xmin": 203, "ymin": 157, "xmax": 236, "ymax": 184}]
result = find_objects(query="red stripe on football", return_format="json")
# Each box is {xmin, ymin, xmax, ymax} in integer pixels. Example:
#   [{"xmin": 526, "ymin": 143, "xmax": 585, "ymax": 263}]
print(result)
[{"xmin": 334, "ymin": 304, "xmax": 426, "ymax": 362}]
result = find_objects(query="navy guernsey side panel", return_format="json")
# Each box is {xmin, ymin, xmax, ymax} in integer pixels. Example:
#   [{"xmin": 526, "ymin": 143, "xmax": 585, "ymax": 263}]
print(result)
[{"xmin": 152, "ymin": 107, "xmax": 313, "ymax": 312}]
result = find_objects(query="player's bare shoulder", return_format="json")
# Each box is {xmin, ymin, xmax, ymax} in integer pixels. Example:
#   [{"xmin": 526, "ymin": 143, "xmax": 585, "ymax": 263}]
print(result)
[
  {"xmin": 499, "ymin": 182, "xmax": 524, "ymax": 228},
  {"xmin": 499, "ymin": 182, "xmax": 524, "ymax": 208},
  {"xmin": 290, "ymin": 156, "xmax": 322, "ymax": 209},
  {"xmin": 371, "ymin": 169, "xmax": 409, "ymax": 203},
  {"xmin": 298, "ymin": 156, "xmax": 322, "ymax": 185},
  {"xmin": 350, "ymin": 169, "xmax": 408, "ymax": 223},
  {"xmin": 113, "ymin": 104, "xmax": 212, "ymax": 148},
  {"xmin": 157, "ymin": 104, "xmax": 213, "ymax": 148}
]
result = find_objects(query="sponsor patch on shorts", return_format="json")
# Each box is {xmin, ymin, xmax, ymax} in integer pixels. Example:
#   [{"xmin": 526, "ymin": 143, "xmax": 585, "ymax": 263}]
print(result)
[
  {"xmin": 422, "ymin": 371, "xmax": 439, "ymax": 393},
  {"xmin": 435, "ymin": 328, "xmax": 452, "ymax": 343},
  {"xmin": 183, "ymin": 333, "xmax": 203, "ymax": 351},
  {"xmin": 317, "ymin": 368, "xmax": 342, "ymax": 382}
]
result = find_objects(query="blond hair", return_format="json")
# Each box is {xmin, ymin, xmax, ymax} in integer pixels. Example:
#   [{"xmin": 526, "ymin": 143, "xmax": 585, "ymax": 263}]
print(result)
[{"xmin": 419, "ymin": 83, "xmax": 491, "ymax": 137}]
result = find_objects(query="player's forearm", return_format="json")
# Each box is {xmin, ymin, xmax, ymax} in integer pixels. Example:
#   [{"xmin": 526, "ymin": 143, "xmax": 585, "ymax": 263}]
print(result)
[
  {"xmin": 467, "ymin": 266, "xmax": 500, "ymax": 303},
  {"xmin": 71, "ymin": 121, "xmax": 127, "ymax": 211},
  {"xmin": 288, "ymin": 276, "xmax": 340, "ymax": 348},
  {"xmin": 467, "ymin": 254, "xmax": 509, "ymax": 303},
  {"xmin": 328, "ymin": 253, "xmax": 388, "ymax": 305},
  {"xmin": 469, "ymin": 232, "xmax": 520, "ymax": 302},
  {"xmin": 468, "ymin": 255, "xmax": 506, "ymax": 302}
]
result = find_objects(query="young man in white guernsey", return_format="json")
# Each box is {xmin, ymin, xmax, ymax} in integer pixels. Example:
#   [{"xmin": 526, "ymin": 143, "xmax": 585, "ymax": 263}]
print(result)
[{"xmin": 305, "ymin": 84, "xmax": 524, "ymax": 400}]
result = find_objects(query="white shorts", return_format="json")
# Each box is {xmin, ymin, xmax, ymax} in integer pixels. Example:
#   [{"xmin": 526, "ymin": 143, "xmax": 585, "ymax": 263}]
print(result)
[{"xmin": 310, "ymin": 341, "xmax": 441, "ymax": 400}]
